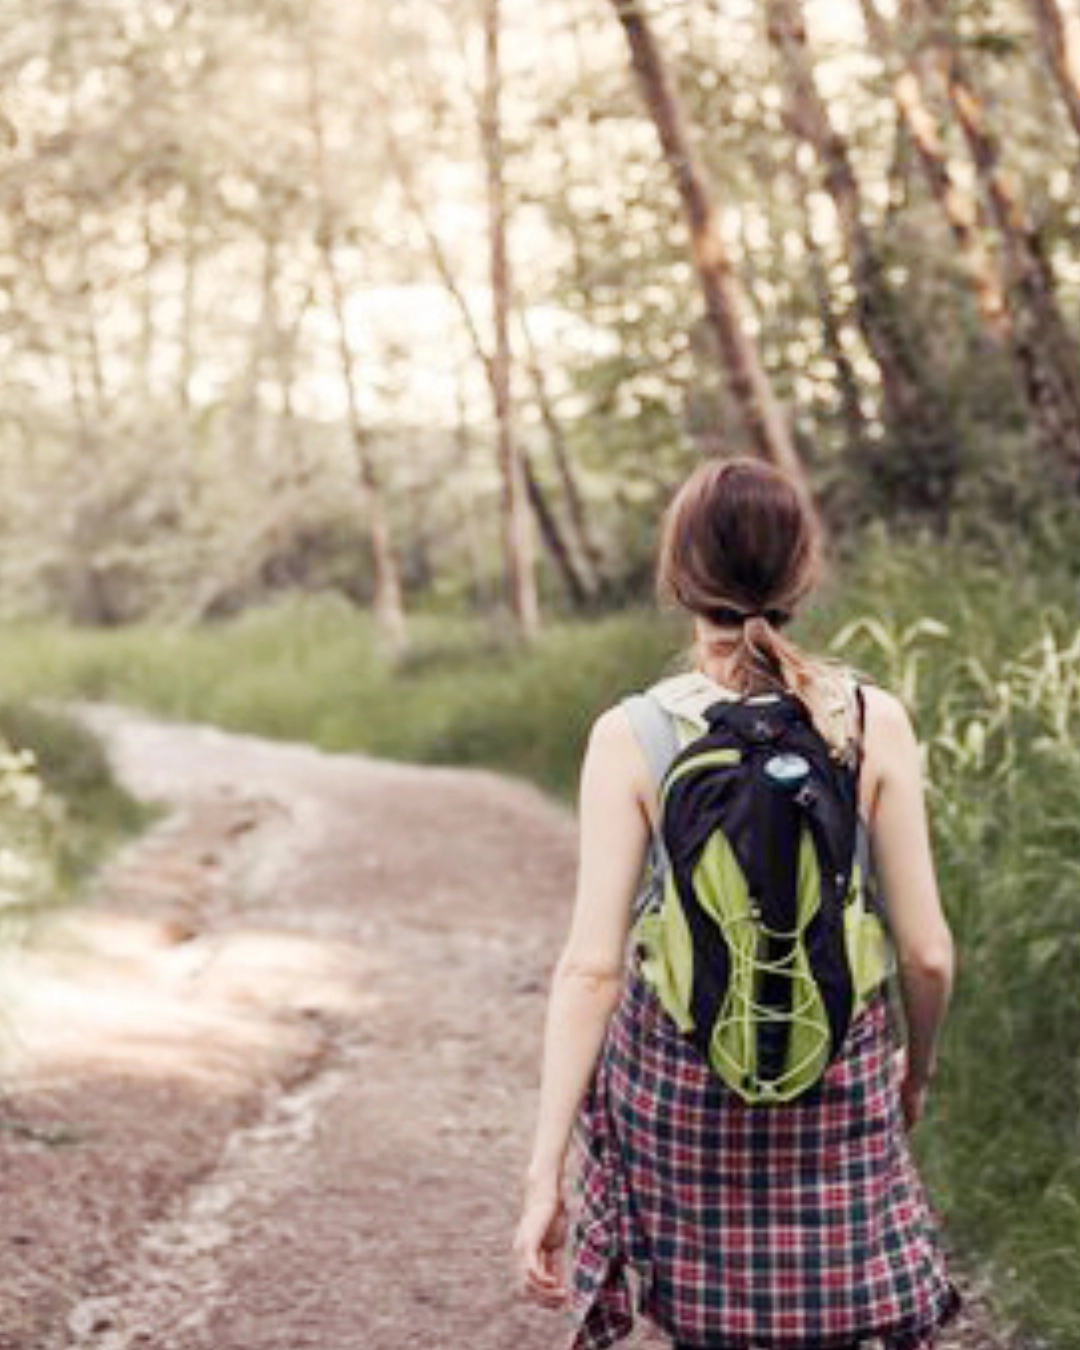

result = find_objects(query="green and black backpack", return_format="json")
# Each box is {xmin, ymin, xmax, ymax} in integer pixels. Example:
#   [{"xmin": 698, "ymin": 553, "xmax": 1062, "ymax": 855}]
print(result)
[{"xmin": 623, "ymin": 676, "xmax": 895, "ymax": 1105}]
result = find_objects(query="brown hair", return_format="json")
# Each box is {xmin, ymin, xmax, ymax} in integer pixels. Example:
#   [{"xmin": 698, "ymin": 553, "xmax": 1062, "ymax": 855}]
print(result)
[{"xmin": 656, "ymin": 456, "xmax": 860, "ymax": 759}]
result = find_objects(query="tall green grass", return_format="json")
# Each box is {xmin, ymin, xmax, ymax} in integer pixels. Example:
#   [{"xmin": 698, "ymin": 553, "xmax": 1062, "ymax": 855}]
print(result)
[
  {"xmin": 0, "ymin": 597, "xmax": 686, "ymax": 796},
  {"xmin": 0, "ymin": 508, "xmax": 1078, "ymax": 1343}
]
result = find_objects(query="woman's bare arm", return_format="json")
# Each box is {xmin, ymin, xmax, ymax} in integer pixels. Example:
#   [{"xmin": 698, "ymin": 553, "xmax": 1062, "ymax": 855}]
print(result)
[
  {"xmin": 523, "ymin": 704, "xmax": 651, "ymax": 1190},
  {"xmin": 864, "ymin": 685, "xmax": 956, "ymax": 1093}
]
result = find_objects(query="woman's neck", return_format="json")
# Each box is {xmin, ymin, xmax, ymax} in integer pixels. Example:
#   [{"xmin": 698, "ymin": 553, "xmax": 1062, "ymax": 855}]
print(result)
[
  {"xmin": 691, "ymin": 622, "xmax": 746, "ymax": 692},
  {"xmin": 693, "ymin": 657, "xmax": 742, "ymax": 692}
]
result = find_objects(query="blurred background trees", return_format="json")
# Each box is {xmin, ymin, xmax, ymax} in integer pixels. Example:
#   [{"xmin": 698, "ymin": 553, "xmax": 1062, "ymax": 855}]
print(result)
[
  {"xmin": 3, "ymin": 0, "xmax": 1079, "ymax": 639},
  {"xmin": 3, "ymin": 4, "xmax": 1080, "ymax": 1341}
]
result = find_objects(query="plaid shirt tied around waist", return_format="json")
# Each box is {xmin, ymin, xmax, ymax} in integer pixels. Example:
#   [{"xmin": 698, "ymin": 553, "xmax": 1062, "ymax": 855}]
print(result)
[{"xmin": 564, "ymin": 962, "xmax": 963, "ymax": 1350}]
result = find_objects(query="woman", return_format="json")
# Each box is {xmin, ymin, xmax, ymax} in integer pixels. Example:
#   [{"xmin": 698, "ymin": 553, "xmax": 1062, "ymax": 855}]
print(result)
[{"xmin": 512, "ymin": 458, "xmax": 964, "ymax": 1350}]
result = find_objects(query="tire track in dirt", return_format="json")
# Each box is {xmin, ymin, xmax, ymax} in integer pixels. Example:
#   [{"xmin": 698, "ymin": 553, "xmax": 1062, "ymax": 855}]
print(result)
[{"xmin": 0, "ymin": 706, "xmax": 1012, "ymax": 1350}]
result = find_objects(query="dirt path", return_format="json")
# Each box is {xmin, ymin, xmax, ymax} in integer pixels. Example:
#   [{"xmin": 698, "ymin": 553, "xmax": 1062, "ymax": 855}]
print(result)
[{"xmin": 0, "ymin": 707, "xmax": 1008, "ymax": 1350}]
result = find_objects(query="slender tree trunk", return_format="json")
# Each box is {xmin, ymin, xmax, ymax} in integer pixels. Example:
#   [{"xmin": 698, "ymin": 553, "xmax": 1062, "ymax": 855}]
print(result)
[
  {"xmin": 140, "ymin": 196, "xmax": 157, "ymax": 402},
  {"xmin": 26, "ymin": 225, "xmax": 91, "ymax": 455},
  {"xmin": 59, "ymin": 50, "xmax": 108, "ymax": 423},
  {"xmin": 522, "ymin": 450, "xmax": 589, "ymax": 609},
  {"xmin": 453, "ymin": 375, "xmax": 491, "ymax": 612},
  {"xmin": 1026, "ymin": 0, "xmax": 1080, "ymax": 154},
  {"xmin": 882, "ymin": 103, "xmax": 916, "ymax": 226},
  {"xmin": 551, "ymin": 131, "xmax": 602, "ymax": 334},
  {"xmin": 516, "ymin": 310, "xmax": 606, "ymax": 596},
  {"xmin": 271, "ymin": 280, "xmax": 315, "ymax": 491},
  {"xmin": 766, "ymin": 0, "xmax": 962, "ymax": 518},
  {"xmin": 234, "ymin": 224, "xmax": 279, "ymax": 474},
  {"xmin": 868, "ymin": 0, "xmax": 1080, "ymax": 480},
  {"xmin": 178, "ymin": 176, "xmax": 202, "ymax": 511},
  {"xmin": 481, "ymin": 0, "xmax": 540, "ymax": 636},
  {"xmin": 74, "ymin": 219, "xmax": 107, "ymax": 421},
  {"xmin": 858, "ymin": 0, "xmax": 1010, "ymax": 340},
  {"xmin": 920, "ymin": 0, "xmax": 1080, "ymax": 484},
  {"xmin": 381, "ymin": 121, "xmax": 587, "ymax": 611},
  {"xmin": 303, "ymin": 5, "xmax": 407, "ymax": 651},
  {"xmin": 179, "ymin": 180, "xmax": 198, "ymax": 423},
  {"xmin": 322, "ymin": 252, "xmax": 408, "ymax": 649},
  {"xmin": 797, "ymin": 186, "xmax": 868, "ymax": 450},
  {"xmin": 320, "ymin": 243, "xmax": 408, "ymax": 650},
  {"xmin": 607, "ymin": 0, "xmax": 812, "ymax": 505}
]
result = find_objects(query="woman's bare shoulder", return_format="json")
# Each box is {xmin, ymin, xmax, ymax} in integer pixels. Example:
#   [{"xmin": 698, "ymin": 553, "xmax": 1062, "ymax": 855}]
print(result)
[
  {"xmin": 859, "ymin": 681, "xmax": 917, "ymax": 738},
  {"xmin": 857, "ymin": 682, "xmax": 924, "ymax": 795},
  {"xmin": 588, "ymin": 701, "xmax": 635, "ymax": 743},
  {"xmin": 586, "ymin": 702, "xmax": 654, "ymax": 794},
  {"xmin": 584, "ymin": 703, "xmax": 646, "ymax": 768}
]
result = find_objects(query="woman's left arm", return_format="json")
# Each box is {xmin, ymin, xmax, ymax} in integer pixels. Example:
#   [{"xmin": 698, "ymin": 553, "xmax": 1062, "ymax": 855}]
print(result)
[{"xmin": 513, "ymin": 703, "xmax": 651, "ymax": 1307}]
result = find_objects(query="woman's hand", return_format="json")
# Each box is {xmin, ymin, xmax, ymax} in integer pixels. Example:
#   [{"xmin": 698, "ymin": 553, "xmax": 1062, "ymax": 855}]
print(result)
[{"xmin": 513, "ymin": 1177, "xmax": 570, "ymax": 1310}]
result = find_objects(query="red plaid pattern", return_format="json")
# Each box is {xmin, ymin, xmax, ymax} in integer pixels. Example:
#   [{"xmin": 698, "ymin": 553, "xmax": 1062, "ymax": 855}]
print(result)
[{"xmin": 565, "ymin": 964, "xmax": 963, "ymax": 1350}]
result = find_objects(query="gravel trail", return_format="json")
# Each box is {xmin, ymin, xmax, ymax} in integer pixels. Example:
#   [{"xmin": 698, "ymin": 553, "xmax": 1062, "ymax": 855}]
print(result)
[{"xmin": 0, "ymin": 707, "xmax": 1010, "ymax": 1350}]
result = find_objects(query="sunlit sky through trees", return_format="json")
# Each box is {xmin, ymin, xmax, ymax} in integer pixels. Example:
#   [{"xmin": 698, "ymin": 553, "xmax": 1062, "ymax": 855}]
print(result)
[{"xmin": 2, "ymin": 0, "xmax": 1080, "ymax": 623}]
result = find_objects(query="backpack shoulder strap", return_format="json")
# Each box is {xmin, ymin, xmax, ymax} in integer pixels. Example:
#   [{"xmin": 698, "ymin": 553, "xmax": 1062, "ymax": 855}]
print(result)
[
  {"xmin": 854, "ymin": 679, "xmax": 868, "ymax": 773},
  {"xmin": 619, "ymin": 691, "xmax": 682, "ymax": 910},
  {"xmin": 849, "ymin": 677, "xmax": 891, "ymax": 932},
  {"xmin": 620, "ymin": 690, "xmax": 681, "ymax": 791}
]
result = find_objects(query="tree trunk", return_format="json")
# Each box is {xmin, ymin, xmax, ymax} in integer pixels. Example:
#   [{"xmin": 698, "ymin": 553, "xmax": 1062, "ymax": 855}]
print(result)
[
  {"xmin": 321, "ymin": 242, "xmax": 408, "ymax": 651},
  {"xmin": 522, "ymin": 449, "xmax": 590, "ymax": 609},
  {"xmin": 1026, "ymin": 0, "xmax": 1080, "ymax": 154},
  {"xmin": 481, "ymin": 0, "xmax": 540, "ymax": 637},
  {"xmin": 381, "ymin": 118, "xmax": 588, "ymax": 612},
  {"xmin": 58, "ymin": 35, "xmax": 109, "ymax": 426},
  {"xmin": 607, "ymin": 0, "xmax": 812, "ymax": 506},
  {"xmin": 516, "ymin": 309, "xmax": 606, "ymax": 597},
  {"xmin": 920, "ymin": 0, "xmax": 1080, "ymax": 485},
  {"xmin": 452, "ymin": 376, "xmax": 492, "ymax": 612},
  {"xmin": 766, "ymin": 0, "xmax": 962, "ymax": 519},
  {"xmin": 304, "ymin": 5, "xmax": 407, "ymax": 652},
  {"xmin": 179, "ymin": 180, "xmax": 198, "ymax": 424},
  {"xmin": 858, "ymin": 0, "xmax": 1010, "ymax": 341},
  {"xmin": 797, "ymin": 184, "xmax": 868, "ymax": 451},
  {"xmin": 140, "ymin": 196, "xmax": 157, "ymax": 402},
  {"xmin": 271, "ymin": 280, "xmax": 315, "ymax": 492}
]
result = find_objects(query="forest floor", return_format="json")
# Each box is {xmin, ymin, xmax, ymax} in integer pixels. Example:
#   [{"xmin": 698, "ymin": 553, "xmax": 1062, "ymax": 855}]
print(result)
[{"xmin": 0, "ymin": 706, "xmax": 1012, "ymax": 1350}]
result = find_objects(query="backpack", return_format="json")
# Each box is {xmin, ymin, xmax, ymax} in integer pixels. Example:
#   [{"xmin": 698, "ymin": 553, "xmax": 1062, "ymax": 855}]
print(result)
[{"xmin": 622, "ymin": 674, "xmax": 895, "ymax": 1105}]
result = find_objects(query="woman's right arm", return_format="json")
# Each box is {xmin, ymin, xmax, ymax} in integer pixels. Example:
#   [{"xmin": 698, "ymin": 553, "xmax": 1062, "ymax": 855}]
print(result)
[{"xmin": 864, "ymin": 686, "xmax": 956, "ymax": 1125}]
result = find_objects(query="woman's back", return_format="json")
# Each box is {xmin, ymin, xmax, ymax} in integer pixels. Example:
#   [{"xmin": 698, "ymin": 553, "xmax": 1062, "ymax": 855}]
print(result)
[
  {"xmin": 564, "ymin": 666, "xmax": 962, "ymax": 1350},
  {"xmin": 513, "ymin": 459, "xmax": 961, "ymax": 1350}
]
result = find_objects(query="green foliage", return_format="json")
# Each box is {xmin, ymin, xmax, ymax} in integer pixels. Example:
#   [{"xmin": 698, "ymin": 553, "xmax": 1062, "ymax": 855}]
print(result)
[
  {"xmin": 814, "ymin": 524, "xmax": 1080, "ymax": 1346},
  {"xmin": 0, "ymin": 516, "xmax": 1079, "ymax": 1340},
  {"xmin": 0, "ymin": 598, "xmax": 685, "ymax": 797},
  {"xmin": 0, "ymin": 702, "xmax": 155, "ymax": 896},
  {"xmin": 0, "ymin": 735, "xmax": 61, "ymax": 952}
]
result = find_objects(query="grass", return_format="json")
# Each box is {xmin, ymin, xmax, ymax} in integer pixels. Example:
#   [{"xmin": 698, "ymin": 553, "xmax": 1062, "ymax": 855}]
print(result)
[
  {"xmin": 0, "ymin": 503, "xmax": 1079, "ymax": 1344},
  {"xmin": 0, "ymin": 701, "xmax": 155, "ymax": 893},
  {"xmin": 0, "ymin": 700, "xmax": 155, "ymax": 1036},
  {"xmin": 0, "ymin": 596, "xmax": 686, "ymax": 798}
]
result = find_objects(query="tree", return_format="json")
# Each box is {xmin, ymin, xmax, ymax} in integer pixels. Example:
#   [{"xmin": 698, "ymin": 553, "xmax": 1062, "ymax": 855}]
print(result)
[
  {"xmin": 919, "ymin": 0, "xmax": 1080, "ymax": 486},
  {"xmin": 607, "ymin": 0, "xmax": 813, "ymax": 507},
  {"xmin": 481, "ymin": 0, "xmax": 540, "ymax": 637},
  {"xmin": 765, "ymin": 0, "xmax": 964, "ymax": 520},
  {"xmin": 1026, "ymin": 0, "xmax": 1080, "ymax": 157},
  {"xmin": 379, "ymin": 112, "xmax": 596, "ymax": 609},
  {"xmin": 858, "ymin": 0, "xmax": 1010, "ymax": 342},
  {"xmin": 303, "ymin": 0, "xmax": 408, "ymax": 652}
]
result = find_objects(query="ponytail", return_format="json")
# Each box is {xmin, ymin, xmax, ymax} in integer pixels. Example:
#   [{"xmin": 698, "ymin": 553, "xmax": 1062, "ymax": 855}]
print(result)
[
  {"xmin": 672, "ymin": 616, "xmax": 861, "ymax": 763},
  {"xmin": 656, "ymin": 456, "xmax": 867, "ymax": 762}
]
